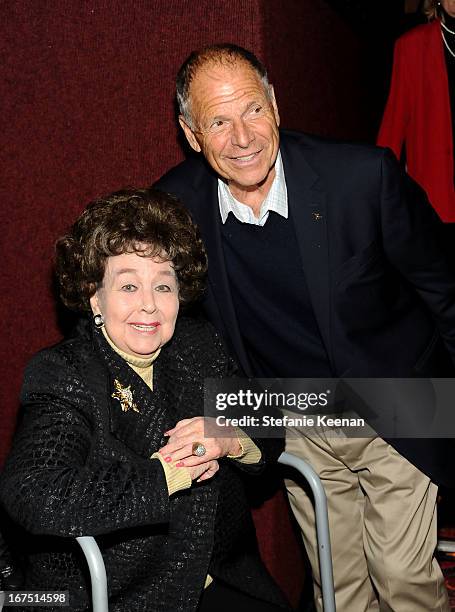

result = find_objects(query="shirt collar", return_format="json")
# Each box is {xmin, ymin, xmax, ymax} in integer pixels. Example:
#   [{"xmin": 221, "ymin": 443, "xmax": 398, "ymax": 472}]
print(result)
[{"xmin": 218, "ymin": 150, "xmax": 288, "ymax": 226}]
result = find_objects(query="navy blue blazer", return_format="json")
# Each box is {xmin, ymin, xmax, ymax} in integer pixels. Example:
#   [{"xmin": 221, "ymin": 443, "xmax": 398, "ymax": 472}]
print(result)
[{"xmin": 156, "ymin": 130, "xmax": 455, "ymax": 486}]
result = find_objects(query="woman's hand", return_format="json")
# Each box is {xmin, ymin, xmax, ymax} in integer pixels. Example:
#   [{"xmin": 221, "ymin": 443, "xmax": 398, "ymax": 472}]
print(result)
[
  {"xmin": 160, "ymin": 417, "xmax": 242, "ymax": 467},
  {"xmin": 188, "ymin": 459, "xmax": 219, "ymax": 482}
]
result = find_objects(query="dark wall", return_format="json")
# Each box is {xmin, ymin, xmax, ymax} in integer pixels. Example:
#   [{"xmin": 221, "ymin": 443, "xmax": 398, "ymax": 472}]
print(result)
[{"xmin": 263, "ymin": 0, "xmax": 369, "ymax": 139}]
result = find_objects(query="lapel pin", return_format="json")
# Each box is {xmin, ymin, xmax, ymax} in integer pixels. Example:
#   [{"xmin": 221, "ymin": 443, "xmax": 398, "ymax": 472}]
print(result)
[
  {"xmin": 312, "ymin": 211, "xmax": 323, "ymax": 221},
  {"xmin": 112, "ymin": 379, "xmax": 140, "ymax": 413}
]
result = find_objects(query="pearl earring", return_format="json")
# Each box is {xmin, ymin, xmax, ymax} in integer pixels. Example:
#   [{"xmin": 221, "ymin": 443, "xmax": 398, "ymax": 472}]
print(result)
[{"xmin": 93, "ymin": 313, "xmax": 105, "ymax": 328}]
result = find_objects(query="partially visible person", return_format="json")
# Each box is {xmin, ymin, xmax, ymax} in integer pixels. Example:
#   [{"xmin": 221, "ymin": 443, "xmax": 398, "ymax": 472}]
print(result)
[
  {"xmin": 378, "ymin": 0, "xmax": 455, "ymax": 224},
  {"xmin": 0, "ymin": 188, "xmax": 288, "ymax": 612}
]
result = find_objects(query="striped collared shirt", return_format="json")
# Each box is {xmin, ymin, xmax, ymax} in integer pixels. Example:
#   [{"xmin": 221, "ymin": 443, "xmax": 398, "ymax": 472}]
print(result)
[{"xmin": 217, "ymin": 151, "xmax": 288, "ymax": 226}]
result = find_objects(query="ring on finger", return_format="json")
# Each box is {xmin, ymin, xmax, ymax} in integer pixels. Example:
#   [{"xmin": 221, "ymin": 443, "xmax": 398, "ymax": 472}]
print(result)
[{"xmin": 192, "ymin": 442, "xmax": 207, "ymax": 457}]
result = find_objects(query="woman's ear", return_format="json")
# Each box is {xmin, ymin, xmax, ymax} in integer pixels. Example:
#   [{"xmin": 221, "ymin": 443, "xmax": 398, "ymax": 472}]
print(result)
[{"xmin": 89, "ymin": 292, "xmax": 100, "ymax": 314}]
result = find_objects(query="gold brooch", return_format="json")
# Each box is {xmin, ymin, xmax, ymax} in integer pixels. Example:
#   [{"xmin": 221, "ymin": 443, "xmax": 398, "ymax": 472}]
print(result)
[{"xmin": 112, "ymin": 379, "xmax": 139, "ymax": 413}]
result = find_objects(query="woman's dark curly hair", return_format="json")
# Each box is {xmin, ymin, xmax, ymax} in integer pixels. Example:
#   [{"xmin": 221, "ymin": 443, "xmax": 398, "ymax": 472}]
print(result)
[{"xmin": 55, "ymin": 188, "xmax": 207, "ymax": 312}]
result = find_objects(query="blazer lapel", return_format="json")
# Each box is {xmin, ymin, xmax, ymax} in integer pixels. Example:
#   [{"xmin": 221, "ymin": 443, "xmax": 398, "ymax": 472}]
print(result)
[
  {"xmin": 189, "ymin": 166, "xmax": 254, "ymax": 375},
  {"xmin": 93, "ymin": 330, "xmax": 178, "ymax": 458},
  {"xmin": 281, "ymin": 136, "xmax": 333, "ymax": 361}
]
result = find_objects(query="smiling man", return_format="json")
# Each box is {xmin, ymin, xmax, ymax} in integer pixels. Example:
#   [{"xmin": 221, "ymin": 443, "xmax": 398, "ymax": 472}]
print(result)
[
  {"xmin": 156, "ymin": 44, "xmax": 455, "ymax": 611},
  {"xmin": 177, "ymin": 57, "xmax": 280, "ymax": 215}
]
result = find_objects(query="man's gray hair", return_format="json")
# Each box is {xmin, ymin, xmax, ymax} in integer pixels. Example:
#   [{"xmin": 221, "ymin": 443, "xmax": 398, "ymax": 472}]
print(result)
[{"xmin": 176, "ymin": 43, "xmax": 270, "ymax": 129}]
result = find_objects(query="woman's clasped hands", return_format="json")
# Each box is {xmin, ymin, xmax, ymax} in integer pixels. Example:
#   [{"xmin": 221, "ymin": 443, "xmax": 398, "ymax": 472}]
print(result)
[{"xmin": 160, "ymin": 416, "xmax": 242, "ymax": 482}]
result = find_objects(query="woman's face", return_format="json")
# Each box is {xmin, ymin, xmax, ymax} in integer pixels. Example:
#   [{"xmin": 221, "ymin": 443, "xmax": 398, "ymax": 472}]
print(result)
[
  {"xmin": 90, "ymin": 251, "xmax": 179, "ymax": 358},
  {"xmin": 441, "ymin": 0, "xmax": 455, "ymax": 17}
]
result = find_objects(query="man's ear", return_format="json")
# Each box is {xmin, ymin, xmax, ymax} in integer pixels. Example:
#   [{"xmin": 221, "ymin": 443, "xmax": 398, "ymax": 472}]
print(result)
[
  {"xmin": 269, "ymin": 85, "xmax": 280, "ymax": 127},
  {"xmin": 178, "ymin": 115, "xmax": 202, "ymax": 153}
]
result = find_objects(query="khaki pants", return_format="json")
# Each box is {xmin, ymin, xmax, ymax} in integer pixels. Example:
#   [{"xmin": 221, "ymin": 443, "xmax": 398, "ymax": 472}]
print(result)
[{"xmin": 285, "ymin": 424, "xmax": 450, "ymax": 612}]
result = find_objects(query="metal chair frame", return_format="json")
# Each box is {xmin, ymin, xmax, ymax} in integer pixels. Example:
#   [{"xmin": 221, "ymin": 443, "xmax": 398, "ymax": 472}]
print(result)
[
  {"xmin": 75, "ymin": 451, "xmax": 336, "ymax": 612},
  {"xmin": 278, "ymin": 451, "xmax": 336, "ymax": 612},
  {"xmin": 76, "ymin": 536, "xmax": 109, "ymax": 612},
  {"xmin": 437, "ymin": 539, "xmax": 455, "ymax": 554}
]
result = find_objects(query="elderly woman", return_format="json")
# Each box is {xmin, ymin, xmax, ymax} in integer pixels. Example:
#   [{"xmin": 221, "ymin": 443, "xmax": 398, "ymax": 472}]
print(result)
[{"xmin": 0, "ymin": 188, "xmax": 287, "ymax": 612}]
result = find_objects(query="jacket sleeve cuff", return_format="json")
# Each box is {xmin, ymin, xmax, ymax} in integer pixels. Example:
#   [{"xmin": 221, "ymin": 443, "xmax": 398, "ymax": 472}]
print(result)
[
  {"xmin": 227, "ymin": 427, "xmax": 262, "ymax": 464},
  {"xmin": 151, "ymin": 453, "xmax": 192, "ymax": 495}
]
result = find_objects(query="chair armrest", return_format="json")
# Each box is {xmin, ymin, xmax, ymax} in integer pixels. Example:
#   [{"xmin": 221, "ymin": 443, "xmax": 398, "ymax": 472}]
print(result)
[{"xmin": 76, "ymin": 536, "xmax": 108, "ymax": 612}]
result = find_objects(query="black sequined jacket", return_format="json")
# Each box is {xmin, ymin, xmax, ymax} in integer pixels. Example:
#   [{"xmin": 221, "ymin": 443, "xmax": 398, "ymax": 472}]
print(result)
[{"xmin": 0, "ymin": 317, "xmax": 287, "ymax": 611}]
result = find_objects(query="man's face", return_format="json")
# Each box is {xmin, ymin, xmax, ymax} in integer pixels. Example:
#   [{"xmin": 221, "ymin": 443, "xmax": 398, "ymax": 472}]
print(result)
[{"xmin": 179, "ymin": 61, "xmax": 280, "ymax": 198}]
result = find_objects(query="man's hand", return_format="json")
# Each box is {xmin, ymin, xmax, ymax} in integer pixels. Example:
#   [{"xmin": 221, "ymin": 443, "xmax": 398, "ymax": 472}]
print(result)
[{"xmin": 160, "ymin": 416, "xmax": 242, "ymax": 467}]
